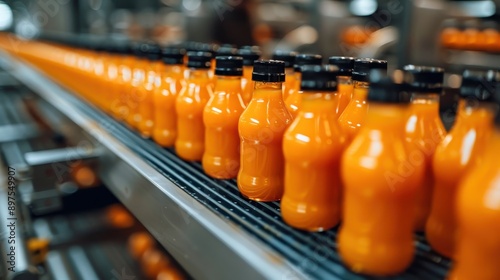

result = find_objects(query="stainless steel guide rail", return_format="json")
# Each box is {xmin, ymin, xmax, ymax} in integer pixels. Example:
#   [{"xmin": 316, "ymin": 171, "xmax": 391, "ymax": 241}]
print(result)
[{"xmin": 0, "ymin": 52, "xmax": 451, "ymax": 280}]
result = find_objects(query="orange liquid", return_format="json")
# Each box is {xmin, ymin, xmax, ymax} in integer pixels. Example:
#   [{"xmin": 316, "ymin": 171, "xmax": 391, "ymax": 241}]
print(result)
[
  {"xmin": 152, "ymin": 64, "xmax": 184, "ymax": 147},
  {"xmin": 336, "ymin": 76, "xmax": 354, "ymax": 116},
  {"xmin": 241, "ymin": 65, "xmax": 254, "ymax": 105},
  {"xmin": 127, "ymin": 57, "xmax": 147, "ymax": 129},
  {"xmin": 283, "ymin": 68, "xmax": 297, "ymax": 101},
  {"xmin": 203, "ymin": 76, "xmax": 246, "ymax": 179},
  {"xmin": 404, "ymin": 93, "xmax": 446, "ymax": 231},
  {"xmin": 338, "ymin": 81, "xmax": 369, "ymax": 142},
  {"xmin": 339, "ymin": 104, "xmax": 422, "ymax": 276},
  {"xmin": 448, "ymin": 128, "xmax": 500, "ymax": 280},
  {"xmin": 426, "ymin": 101, "xmax": 495, "ymax": 258},
  {"xmin": 113, "ymin": 55, "xmax": 135, "ymax": 121},
  {"xmin": 238, "ymin": 81, "xmax": 293, "ymax": 201},
  {"xmin": 138, "ymin": 61, "xmax": 162, "ymax": 138},
  {"xmin": 282, "ymin": 92, "xmax": 345, "ymax": 231},
  {"xmin": 175, "ymin": 69, "xmax": 213, "ymax": 161},
  {"xmin": 285, "ymin": 72, "xmax": 302, "ymax": 118}
]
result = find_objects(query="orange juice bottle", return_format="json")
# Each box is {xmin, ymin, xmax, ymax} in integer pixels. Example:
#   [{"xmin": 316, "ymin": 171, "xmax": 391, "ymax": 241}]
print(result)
[
  {"xmin": 282, "ymin": 64, "xmax": 345, "ymax": 231},
  {"xmin": 238, "ymin": 60, "xmax": 292, "ymax": 201},
  {"xmin": 137, "ymin": 43, "xmax": 163, "ymax": 138},
  {"xmin": 238, "ymin": 46, "xmax": 261, "ymax": 105},
  {"xmin": 285, "ymin": 54, "xmax": 323, "ymax": 118},
  {"xmin": 403, "ymin": 65, "xmax": 446, "ymax": 231},
  {"xmin": 175, "ymin": 51, "xmax": 213, "ymax": 161},
  {"xmin": 203, "ymin": 56, "xmax": 245, "ymax": 179},
  {"xmin": 127, "ymin": 42, "xmax": 148, "ymax": 129},
  {"xmin": 112, "ymin": 42, "xmax": 135, "ymax": 121},
  {"xmin": 448, "ymin": 94, "xmax": 500, "ymax": 280},
  {"xmin": 339, "ymin": 72, "xmax": 421, "ymax": 276},
  {"xmin": 426, "ymin": 69, "xmax": 499, "ymax": 258},
  {"xmin": 328, "ymin": 56, "xmax": 355, "ymax": 116},
  {"xmin": 272, "ymin": 50, "xmax": 297, "ymax": 100},
  {"xmin": 338, "ymin": 58, "xmax": 387, "ymax": 142},
  {"xmin": 152, "ymin": 47, "xmax": 185, "ymax": 147}
]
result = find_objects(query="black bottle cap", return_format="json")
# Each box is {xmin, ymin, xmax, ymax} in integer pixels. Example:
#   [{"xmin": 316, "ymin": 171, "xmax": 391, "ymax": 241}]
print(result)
[
  {"xmin": 460, "ymin": 69, "xmax": 500, "ymax": 102},
  {"xmin": 272, "ymin": 50, "xmax": 298, "ymax": 68},
  {"xmin": 217, "ymin": 45, "xmax": 238, "ymax": 56},
  {"xmin": 143, "ymin": 43, "xmax": 162, "ymax": 60},
  {"xmin": 186, "ymin": 51, "xmax": 212, "ymax": 69},
  {"xmin": 161, "ymin": 47, "xmax": 185, "ymax": 65},
  {"xmin": 252, "ymin": 60, "xmax": 286, "ymax": 82},
  {"xmin": 403, "ymin": 65, "xmax": 444, "ymax": 93},
  {"xmin": 238, "ymin": 47, "xmax": 261, "ymax": 66},
  {"xmin": 496, "ymin": 84, "xmax": 500, "ymax": 126},
  {"xmin": 131, "ymin": 41, "xmax": 143, "ymax": 57},
  {"xmin": 114, "ymin": 41, "xmax": 133, "ymax": 55},
  {"xmin": 294, "ymin": 54, "xmax": 323, "ymax": 72},
  {"xmin": 352, "ymin": 58, "xmax": 388, "ymax": 82},
  {"xmin": 300, "ymin": 65, "xmax": 339, "ymax": 91},
  {"xmin": 215, "ymin": 56, "xmax": 243, "ymax": 76},
  {"xmin": 367, "ymin": 69, "xmax": 404, "ymax": 103},
  {"xmin": 328, "ymin": 56, "xmax": 355, "ymax": 76}
]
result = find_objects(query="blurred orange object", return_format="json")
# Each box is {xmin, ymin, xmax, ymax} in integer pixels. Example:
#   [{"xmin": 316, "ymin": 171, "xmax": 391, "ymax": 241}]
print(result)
[
  {"xmin": 142, "ymin": 249, "xmax": 172, "ymax": 278},
  {"xmin": 440, "ymin": 27, "xmax": 462, "ymax": 49},
  {"xmin": 71, "ymin": 165, "xmax": 99, "ymax": 188},
  {"xmin": 482, "ymin": 28, "xmax": 500, "ymax": 52},
  {"xmin": 128, "ymin": 232, "xmax": 155, "ymax": 259},
  {"xmin": 106, "ymin": 205, "xmax": 135, "ymax": 228},
  {"xmin": 341, "ymin": 26, "xmax": 373, "ymax": 45},
  {"xmin": 157, "ymin": 268, "xmax": 185, "ymax": 280}
]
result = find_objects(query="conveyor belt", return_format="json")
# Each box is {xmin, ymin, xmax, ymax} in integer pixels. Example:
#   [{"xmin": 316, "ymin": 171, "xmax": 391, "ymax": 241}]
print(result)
[{"xmin": 45, "ymin": 87, "xmax": 453, "ymax": 279}]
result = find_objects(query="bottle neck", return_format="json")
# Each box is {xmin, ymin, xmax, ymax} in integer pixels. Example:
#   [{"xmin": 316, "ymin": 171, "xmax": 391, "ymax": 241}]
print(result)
[
  {"xmin": 410, "ymin": 92, "xmax": 441, "ymax": 116},
  {"xmin": 365, "ymin": 103, "xmax": 407, "ymax": 132},
  {"xmin": 455, "ymin": 99, "xmax": 497, "ymax": 127},
  {"xmin": 338, "ymin": 75, "xmax": 352, "ymax": 85},
  {"xmin": 352, "ymin": 80, "xmax": 369, "ymax": 100},
  {"xmin": 253, "ymin": 81, "xmax": 283, "ymax": 99},
  {"xmin": 300, "ymin": 92, "xmax": 337, "ymax": 113},
  {"xmin": 187, "ymin": 68, "xmax": 211, "ymax": 81},
  {"xmin": 243, "ymin": 66, "xmax": 253, "ymax": 80},
  {"xmin": 215, "ymin": 75, "xmax": 242, "ymax": 92}
]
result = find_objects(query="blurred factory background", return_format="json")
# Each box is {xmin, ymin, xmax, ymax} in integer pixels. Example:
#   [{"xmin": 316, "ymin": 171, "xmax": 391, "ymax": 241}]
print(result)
[{"xmin": 0, "ymin": 0, "xmax": 498, "ymax": 73}]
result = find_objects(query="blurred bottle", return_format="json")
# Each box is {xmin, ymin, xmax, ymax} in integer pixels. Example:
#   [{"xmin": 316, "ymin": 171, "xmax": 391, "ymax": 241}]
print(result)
[
  {"xmin": 272, "ymin": 50, "xmax": 297, "ymax": 100},
  {"xmin": 203, "ymin": 56, "xmax": 245, "ymax": 179},
  {"xmin": 238, "ymin": 60, "xmax": 292, "ymax": 201},
  {"xmin": 427, "ymin": 69, "xmax": 499, "ymax": 258},
  {"xmin": 282, "ymin": 65, "xmax": 345, "ymax": 231},
  {"xmin": 339, "ymin": 72, "xmax": 420, "ymax": 276},
  {"xmin": 238, "ymin": 46, "xmax": 261, "ymax": 105},
  {"xmin": 126, "ymin": 42, "xmax": 148, "ymax": 129},
  {"xmin": 449, "ymin": 89, "xmax": 500, "ymax": 280},
  {"xmin": 329, "ymin": 56, "xmax": 355, "ymax": 116},
  {"xmin": 175, "ymin": 52, "xmax": 213, "ymax": 161},
  {"xmin": 152, "ymin": 47, "xmax": 185, "ymax": 147},
  {"xmin": 403, "ymin": 65, "xmax": 446, "ymax": 231},
  {"xmin": 138, "ymin": 43, "xmax": 163, "ymax": 138},
  {"xmin": 285, "ymin": 54, "xmax": 323, "ymax": 118},
  {"xmin": 338, "ymin": 59, "xmax": 387, "ymax": 143}
]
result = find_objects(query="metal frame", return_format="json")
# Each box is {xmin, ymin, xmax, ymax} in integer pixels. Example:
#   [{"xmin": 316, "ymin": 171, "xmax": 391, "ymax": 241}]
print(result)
[{"xmin": 0, "ymin": 52, "xmax": 307, "ymax": 280}]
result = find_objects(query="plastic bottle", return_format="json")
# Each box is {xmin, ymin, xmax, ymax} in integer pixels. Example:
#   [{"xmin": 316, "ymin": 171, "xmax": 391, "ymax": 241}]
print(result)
[
  {"xmin": 238, "ymin": 46, "xmax": 261, "ymax": 105},
  {"xmin": 338, "ymin": 58, "xmax": 387, "ymax": 142},
  {"xmin": 126, "ymin": 42, "xmax": 148, "ymax": 129},
  {"xmin": 403, "ymin": 65, "xmax": 446, "ymax": 231},
  {"xmin": 339, "ymin": 72, "xmax": 421, "ymax": 276},
  {"xmin": 282, "ymin": 64, "xmax": 345, "ymax": 231},
  {"xmin": 272, "ymin": 50, "xmax": 297, "ymax": 100},
  {"xmin": 427, "ymin": 69, "xmax": 499, "ymax": 258},
  {"xmin": 203, "ymin": 56, "xmax": 246, "ymax": 179},
  {"xmin": 152, "ymin": 47, "xmax": 185, "ymax": 147},
  {"xmin": 238, "ymin": 60, "xmax": 293, "ymax": 201},
  {"xmin": 328, "ymin": 56, "xmax": 355, "ymax": 116},
  {"xmin": 137, "ymin": 43, "xmax": 163, "ymax": 137},
  {"xmin": 175, "ymin": 51, "xmax": 213, "ymax": 161},
  {"xmin": 448, "ymin": 89, "xmax": 500, "ymax": 280},
  {"xmin": 285, "ymin": 54, "xmax": 323, "ymax": 118}
]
